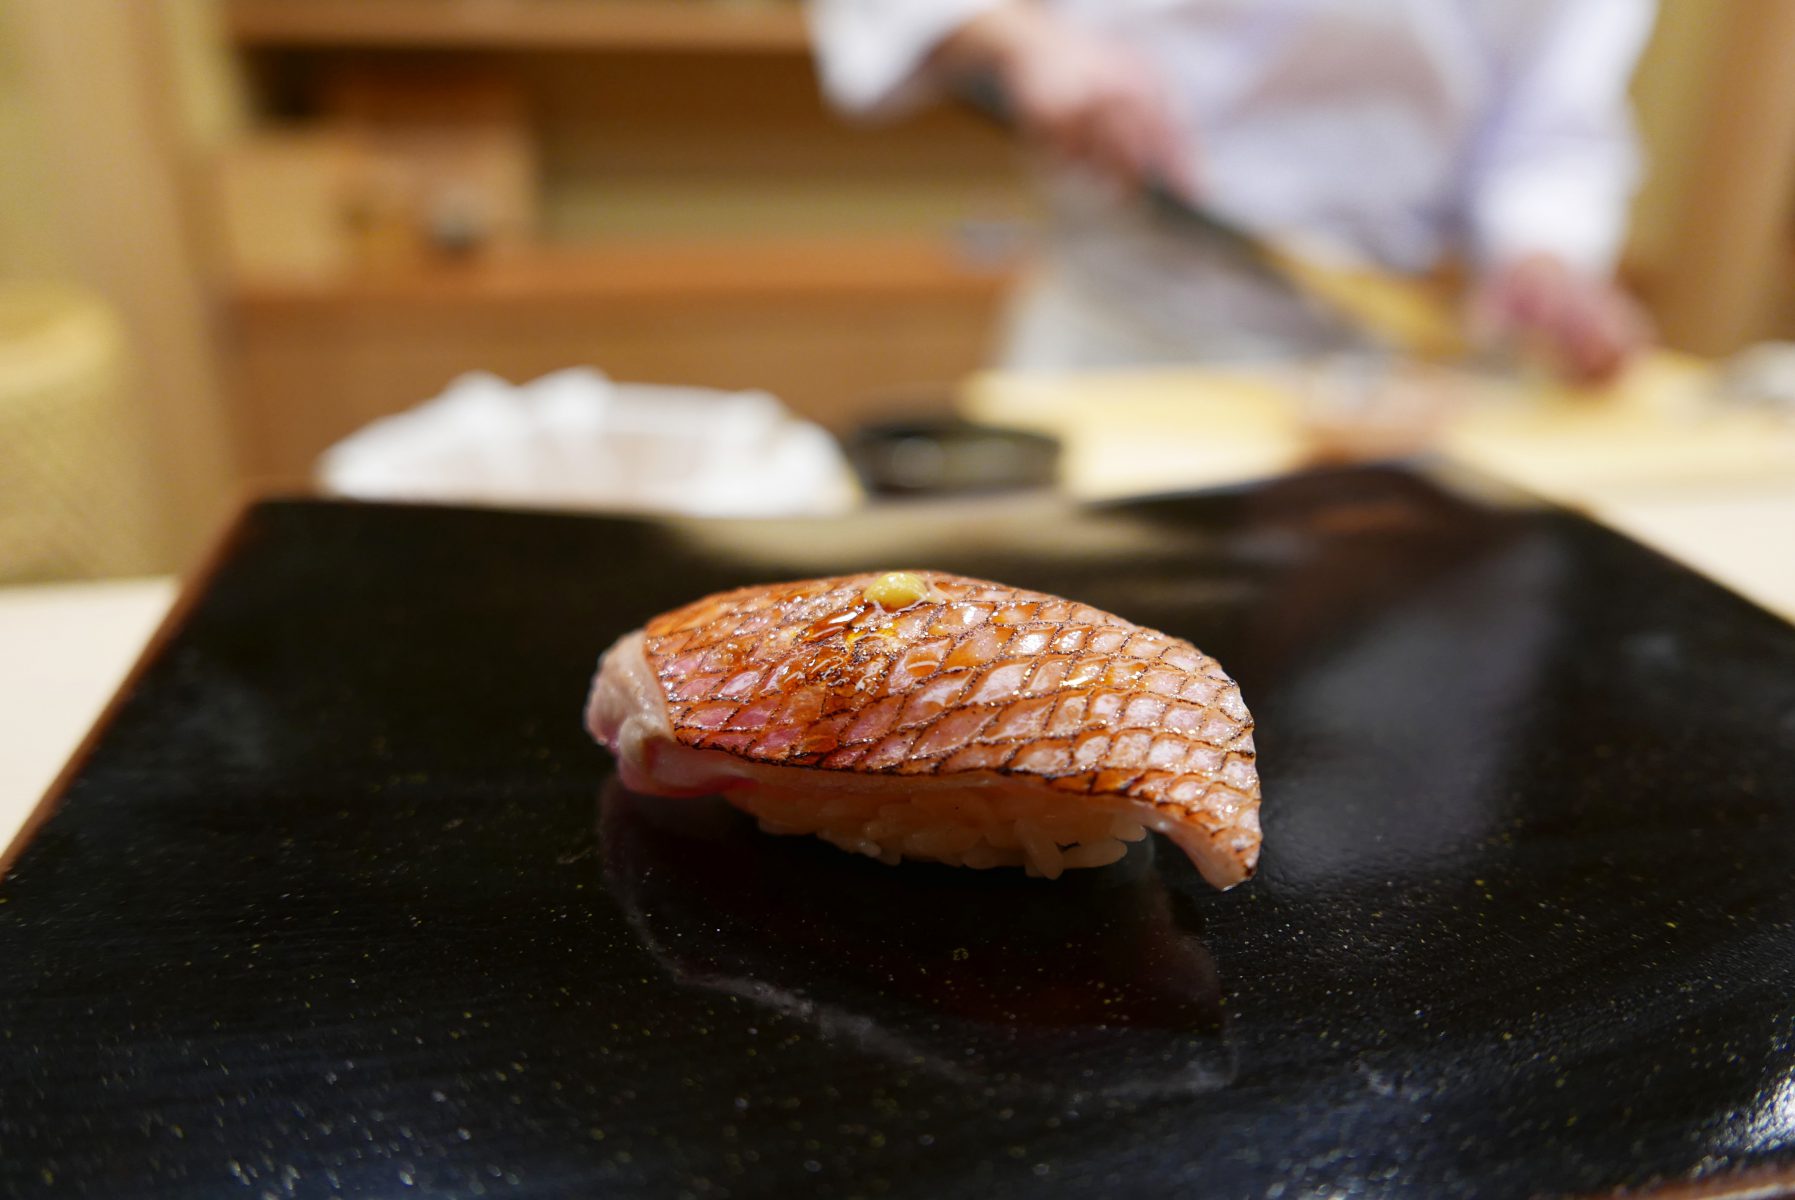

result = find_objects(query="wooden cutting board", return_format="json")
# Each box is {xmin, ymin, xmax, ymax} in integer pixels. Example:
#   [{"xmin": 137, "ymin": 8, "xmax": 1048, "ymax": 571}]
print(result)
[
  {"xmin": 962, "ymin": 351, "xmax": 1795, "ymax": 620},
  {"xmin": 965, "ymin": 352, "xmax": 1795, "ymax": 497}
]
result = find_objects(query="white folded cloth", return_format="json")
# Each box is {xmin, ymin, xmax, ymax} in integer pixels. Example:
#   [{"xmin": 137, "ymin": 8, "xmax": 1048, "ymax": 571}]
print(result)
[{"xmin": 318, "ymin": 368, "xmax": 859, "ymax": 517}]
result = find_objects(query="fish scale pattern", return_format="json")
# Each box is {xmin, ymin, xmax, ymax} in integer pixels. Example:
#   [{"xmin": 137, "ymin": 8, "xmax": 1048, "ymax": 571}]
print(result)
[{"xmin": 642, "ymin": 571, "xmax": 1258, "ymax": 831}]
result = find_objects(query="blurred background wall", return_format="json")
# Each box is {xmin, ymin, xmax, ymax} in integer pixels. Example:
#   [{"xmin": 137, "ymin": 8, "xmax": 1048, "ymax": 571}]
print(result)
[
  {"xmin": 1, "ymin": 0, "xmax": 1793, "ymax": 579},
  {"xmin": 1, "ymin": 0, "xmax": 237, "ymax": 575}
]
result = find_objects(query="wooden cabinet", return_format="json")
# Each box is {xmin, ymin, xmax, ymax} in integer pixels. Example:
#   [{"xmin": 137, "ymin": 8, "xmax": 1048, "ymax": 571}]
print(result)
[
  {"xmin": 227, "ymin": 238, "xmax": 1009, "ymax": 481},
  {"xmin": 216, "ymin": 0, "xmax": 1031, "ymax": 481}
]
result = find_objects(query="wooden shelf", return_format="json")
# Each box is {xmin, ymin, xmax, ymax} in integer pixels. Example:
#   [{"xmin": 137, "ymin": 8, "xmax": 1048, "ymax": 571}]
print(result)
[
  {"xmin": 228, "ymin": 234, "xmax": 1012, "ymax": 474},
  {"xmin": 231, "ymin": 235, "xmax": 1016, "ymax": 312},
  {"xmin": 226, "ymin": 0, "xmax": 810, "ymax": 53}
]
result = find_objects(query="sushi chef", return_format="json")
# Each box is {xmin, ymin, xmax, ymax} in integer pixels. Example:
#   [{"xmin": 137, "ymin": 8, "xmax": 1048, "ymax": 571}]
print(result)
[{"xmin": 808, "ymin": 0, "xmax": 1656, "ymax": 383}]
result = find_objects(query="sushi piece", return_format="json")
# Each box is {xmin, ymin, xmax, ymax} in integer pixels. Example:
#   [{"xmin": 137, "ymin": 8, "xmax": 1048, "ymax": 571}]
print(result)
[{"xmin": 587, "ymin": 570, "xmax": 1260, "ymax": 888}]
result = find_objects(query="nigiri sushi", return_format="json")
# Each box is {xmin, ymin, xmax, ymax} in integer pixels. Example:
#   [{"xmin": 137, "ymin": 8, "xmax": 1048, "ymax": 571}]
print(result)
[{"xmin": 586, "ymin": 570, "xmax": 1260, "ymax": 889}]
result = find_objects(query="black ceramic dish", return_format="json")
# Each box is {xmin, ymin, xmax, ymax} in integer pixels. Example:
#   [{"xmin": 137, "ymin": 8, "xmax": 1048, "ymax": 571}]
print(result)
[
  {"xmin": 845, "ymin": 418, "xmax": 1061, "ymax": 496},
  {"xmin": 3, "ymin": 467, "xmax": 1793, "ymax": 1199}
]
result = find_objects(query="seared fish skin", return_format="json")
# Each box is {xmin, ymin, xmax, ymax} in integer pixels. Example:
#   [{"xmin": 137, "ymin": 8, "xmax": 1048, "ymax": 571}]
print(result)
[{"xmin": 590, "ymin": 571, "xmax": 1260, "ymax": 888}]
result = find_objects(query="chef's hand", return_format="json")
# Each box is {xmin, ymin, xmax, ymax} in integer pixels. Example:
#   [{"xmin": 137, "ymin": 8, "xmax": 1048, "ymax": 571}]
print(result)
[
  {"xmin": 1474, "ymin": 254, "xmax": 1652, "ymax": 386},
  {"xmin": 936, "ymin": 2, "xmax": 1198, "ymax": 198}
]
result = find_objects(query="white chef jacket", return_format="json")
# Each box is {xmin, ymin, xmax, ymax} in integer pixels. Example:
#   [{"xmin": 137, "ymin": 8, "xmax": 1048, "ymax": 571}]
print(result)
[{"xmin": 809, "ymin": 0, "xmax": 1656, "ymax": 368}]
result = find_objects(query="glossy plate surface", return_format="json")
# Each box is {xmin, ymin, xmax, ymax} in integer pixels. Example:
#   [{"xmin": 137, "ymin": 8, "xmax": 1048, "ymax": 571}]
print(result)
[{"xmin": 3, "ymin": 468, "xmax": 1793, "ymax": 1198}]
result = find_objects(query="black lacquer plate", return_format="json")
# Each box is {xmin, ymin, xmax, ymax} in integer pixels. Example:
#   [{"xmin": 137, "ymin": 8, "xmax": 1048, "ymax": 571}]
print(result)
[{"xmin": 4, "ymin": 467, "xmax": 1794, "ymax": 1199}]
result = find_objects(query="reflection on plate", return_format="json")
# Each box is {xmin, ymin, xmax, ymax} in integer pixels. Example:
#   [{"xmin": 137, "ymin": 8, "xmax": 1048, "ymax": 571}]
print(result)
[{"xmin": 599, "ymin": 782, "xmax": 1236, "ymax": 1100}]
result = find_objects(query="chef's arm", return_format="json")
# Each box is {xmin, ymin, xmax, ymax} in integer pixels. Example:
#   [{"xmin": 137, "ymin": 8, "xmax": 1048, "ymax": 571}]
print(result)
[
  {"xmin": 807, "ymin": 0, "xmax": 1195, "ymax": 194},
  {"xmin": 1466, "ymin": 0, "xmax": 1658, "ymax": 383}
]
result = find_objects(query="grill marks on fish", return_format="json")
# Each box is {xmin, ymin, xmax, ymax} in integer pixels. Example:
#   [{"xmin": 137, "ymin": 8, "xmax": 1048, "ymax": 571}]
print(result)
[{"xmin": 641, "ymin": 572, "xmax": 1258, "ymax": 830}]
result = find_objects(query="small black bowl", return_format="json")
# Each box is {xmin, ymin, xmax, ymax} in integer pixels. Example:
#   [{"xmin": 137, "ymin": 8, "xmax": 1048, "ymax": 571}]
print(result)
[{"xmin": 846, "ymin": 418, "xmax": 1061, "ymax": 496}]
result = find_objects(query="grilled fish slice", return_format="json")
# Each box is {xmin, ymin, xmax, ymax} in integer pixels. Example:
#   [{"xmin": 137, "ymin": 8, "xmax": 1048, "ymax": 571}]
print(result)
[{"xmin": 587, "ymin": 570, "xmax": 1260, "ymax": 888}]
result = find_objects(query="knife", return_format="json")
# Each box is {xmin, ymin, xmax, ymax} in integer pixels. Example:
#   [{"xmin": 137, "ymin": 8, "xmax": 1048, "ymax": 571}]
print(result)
[{"xmin": 955, "ymin": 73, "xmax": 1474, "ymax": 363}]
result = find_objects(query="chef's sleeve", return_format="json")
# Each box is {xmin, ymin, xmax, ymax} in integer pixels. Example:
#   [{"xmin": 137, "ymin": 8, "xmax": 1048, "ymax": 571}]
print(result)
[
  {"xmin": 806, "ymin": 0, "xmax": 1008, "ymax": 117},
  {"xmin": 1466, "ymin": 0, "xmax": 1657, "ymax": 276}
]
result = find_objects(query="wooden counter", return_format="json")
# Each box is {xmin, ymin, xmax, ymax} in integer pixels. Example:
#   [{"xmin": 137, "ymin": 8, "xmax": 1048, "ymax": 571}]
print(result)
[{"xmin": 7, "ymin": 351, "xmax": 1794, "ymax": 847}]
